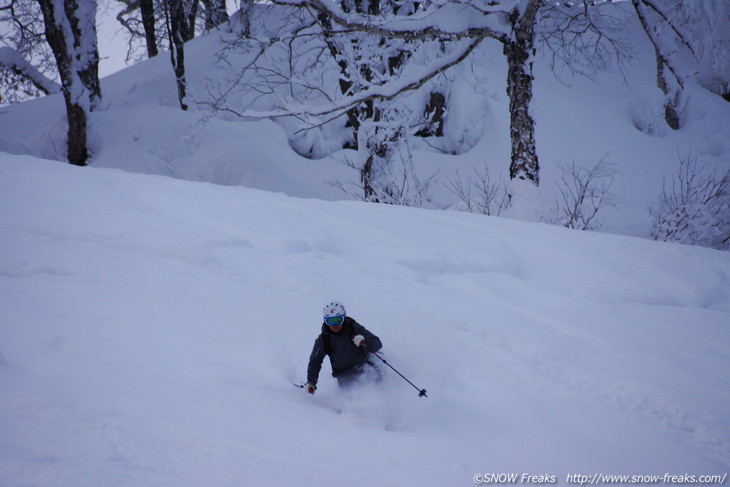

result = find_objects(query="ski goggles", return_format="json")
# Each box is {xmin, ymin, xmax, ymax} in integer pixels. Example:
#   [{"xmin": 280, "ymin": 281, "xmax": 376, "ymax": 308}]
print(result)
[{"xmin": 325, "ymin": 315, "xmax": 345, "ymax": 327}]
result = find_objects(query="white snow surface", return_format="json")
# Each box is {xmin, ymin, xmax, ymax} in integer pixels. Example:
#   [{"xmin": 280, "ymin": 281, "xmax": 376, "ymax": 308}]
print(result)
[{"xmin": 1, "ymin": 154, "xmax": 729, "ymax": 486}]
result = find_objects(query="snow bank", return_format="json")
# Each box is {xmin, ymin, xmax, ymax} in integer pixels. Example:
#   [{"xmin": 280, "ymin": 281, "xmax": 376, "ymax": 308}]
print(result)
[{"xmin": 1, "ymin": 154, "xmax": 728, "ymax": 486}]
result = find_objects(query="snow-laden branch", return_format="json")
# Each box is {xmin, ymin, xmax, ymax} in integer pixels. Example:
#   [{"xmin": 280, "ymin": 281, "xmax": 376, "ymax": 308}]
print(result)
[
  {"xmin": 0, "ymin": 46, "xmax": 60, "ymax": 95},
  {"xmin": 639, "ymin": 0, "xmax": 696, "ymax": 58},
  {"xmin": 274, "ymin": 0, "xmax": 511, "ymax": 44}
]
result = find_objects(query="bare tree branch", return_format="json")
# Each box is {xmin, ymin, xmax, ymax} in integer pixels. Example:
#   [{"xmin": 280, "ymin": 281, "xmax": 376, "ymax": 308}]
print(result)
[{"xmin": 546, "ymin": 157, "xmax": 616, "ymax": 231}]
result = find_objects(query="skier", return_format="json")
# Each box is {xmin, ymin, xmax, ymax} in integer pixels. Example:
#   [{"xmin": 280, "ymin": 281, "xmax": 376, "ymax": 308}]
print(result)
[{"xmin": 304, "ymin": 301, "xmax": 383, "ymax": 394}]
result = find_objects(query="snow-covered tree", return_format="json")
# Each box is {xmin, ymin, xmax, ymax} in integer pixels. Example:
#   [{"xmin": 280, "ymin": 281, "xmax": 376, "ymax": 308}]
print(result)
[
  {"xmin": 204, "ymin": 1, "xmax": 628, "ymax": 208},
  {"xmin": 312, "ymin": 0, "xmax": 438, "ymax": 201},
  {"xmin": 631, "ymin": 0, "xmax": 730, "ymax": 130},
  {"xmin": 650, "ymin": 153, "xmax": 730, "ymax": 250},
  {"xmin": 2, "ymin": 0, "xmax": 102, "ymax": 164},
  {"xmin": 37, "ymin": 0, "xmax": 101, "ymax": 166},
  {"xmin": 287, "ymin": 1, "xmax": 624, "ymax": 200}
]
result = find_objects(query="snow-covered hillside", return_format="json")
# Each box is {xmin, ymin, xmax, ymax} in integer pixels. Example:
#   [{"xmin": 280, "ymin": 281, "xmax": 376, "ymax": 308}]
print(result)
[
  {"xmin": 1, "ymin": 2, "xmax": 728, "ymax": 239},
  {"xmin": 1, "ymin": 154, "xmax": 728, "ymax": 486}
]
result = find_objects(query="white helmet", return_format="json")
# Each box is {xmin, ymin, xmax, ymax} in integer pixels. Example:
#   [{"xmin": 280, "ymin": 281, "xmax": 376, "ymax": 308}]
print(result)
[{"xmin": 323, "ymin": 301, "xmax": 346, "ymax": 323}]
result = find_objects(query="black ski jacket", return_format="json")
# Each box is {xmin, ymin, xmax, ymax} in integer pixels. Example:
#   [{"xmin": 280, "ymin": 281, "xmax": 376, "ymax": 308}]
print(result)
[{"xmin": 307, "ymin": 317, "xmax": 382, "ymax": 385}]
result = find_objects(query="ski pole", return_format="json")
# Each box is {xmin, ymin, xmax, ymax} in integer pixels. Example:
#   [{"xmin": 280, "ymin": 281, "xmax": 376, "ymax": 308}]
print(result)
[{"xmin": 367, "ymin": 348, "xmax": 427, "ymax": 398}]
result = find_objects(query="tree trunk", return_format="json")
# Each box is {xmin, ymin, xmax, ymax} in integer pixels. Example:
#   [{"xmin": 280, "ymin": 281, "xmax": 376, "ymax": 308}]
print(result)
[
  {"xmin": 632, "ymin": 0, "xmax": 682, "ymax": 130},
  {"xmin": 656, "ymin": 50, "xmax": 680, "ymax": 130},
  {"xmin": 361, "ymin": 154, "xmax": 377, "ymax": 201},
  {"xmin": 65, "ymin": 0, "xmax": 101, "ymax": 110},
  {"xmin": 37, "ymin": 0, "xmax": 100, "ymax": 166},
  {"xmin": 167, "ymin": 0, "xmax": 188, "ymax": 110},
  {"xmin": 504, "ymin": 0, "xmax": 540, "ymax": 185},
  {"xmin": 185, "ymin": 0, "xmax": 198, "ymax": 42},
  {"xmin": 140, "ymin": 0, "xmax": 158, "ymax": 58},
  {"xmin": 64, "ymin": 100, "xmax": 89, "ymax": 166}
]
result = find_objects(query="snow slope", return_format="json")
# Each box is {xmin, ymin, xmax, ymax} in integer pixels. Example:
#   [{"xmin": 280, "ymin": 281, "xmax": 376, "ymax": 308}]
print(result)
[{"xmin": 1, "ymin": 154, "xmax": 729, "ymax": 486}]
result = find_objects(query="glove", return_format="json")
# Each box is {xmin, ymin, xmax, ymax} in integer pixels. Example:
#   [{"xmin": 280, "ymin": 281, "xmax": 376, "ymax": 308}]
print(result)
[
  {"xmin": 352, "ymin": 335, "xmax": 365, "ymax": 348},
  {"xmin": 305, "ymin": 383, "xmax": 317, "ymax": 394}
]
